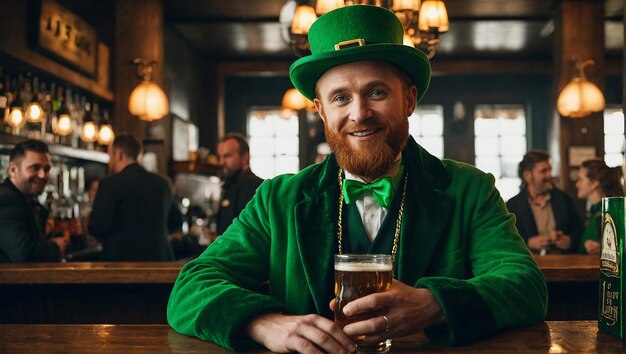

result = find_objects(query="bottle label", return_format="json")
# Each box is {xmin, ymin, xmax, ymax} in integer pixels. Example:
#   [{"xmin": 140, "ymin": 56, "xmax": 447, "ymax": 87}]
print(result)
[{"xmin": 599, "ymin": 198, "xmax": 624, "ymax": 338}]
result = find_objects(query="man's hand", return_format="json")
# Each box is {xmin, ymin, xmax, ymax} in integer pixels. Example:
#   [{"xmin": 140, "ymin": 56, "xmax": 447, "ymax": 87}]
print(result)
[
  {"xmin": 527, "ymin": 234, "xmax": 552, "ymax": 251},
  {"xmin": 330, "ymin": 279, "xmax": 445, "ymax": 344},
  {"xmin": 50, "ymin": 236, "xmax": 68, "ymax": 254},
  {"xmin": 553, "ymin": 231, "xmax": 571, "ymax": 251},
  {"xmin": 584, "ymin": 240, "xmax": 600, "ymax": 254},
  {"xmin": 246, "ymin": 313, "xmax": 356, "ymax": 354}
]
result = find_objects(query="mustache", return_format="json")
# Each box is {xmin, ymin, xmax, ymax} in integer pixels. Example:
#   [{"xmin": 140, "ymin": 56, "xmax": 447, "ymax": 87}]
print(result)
[{"xmin": 340, "ymin": 121, "xmax": 383, "ymax": 134}]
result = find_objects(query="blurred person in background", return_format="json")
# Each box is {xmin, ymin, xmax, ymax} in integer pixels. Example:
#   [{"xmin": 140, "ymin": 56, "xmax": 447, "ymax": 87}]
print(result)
[
  {"xmin": 0, "ymin": 139, "xmax": 67, "ymax": 262},
  {"xmin": 89, "ymin": 133, "xmax": 178, "ymax": 261},
  {"xmin": 215, "ymin": 133, "xmax": 263, "ymax": 235},
  {"xmin": 507, "ymin": 150, "xmax": 583, "ymax": 254},
  {"xmin": 80, "ymin": 178, "xmax": 99, "ymax": 233},
  {"xmin": 576, "ymin": 158, "xmax": 624, "ymax": 254}
]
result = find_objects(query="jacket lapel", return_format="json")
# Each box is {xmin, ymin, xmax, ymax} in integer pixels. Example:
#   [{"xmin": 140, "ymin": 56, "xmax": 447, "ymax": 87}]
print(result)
[
  {"xmin": 396, "ymin": 138, "xmax": 454, "ymax": 284},
  {"xmin": 294, "ymin": 158, "xmax": 340, "ymax": 318}
]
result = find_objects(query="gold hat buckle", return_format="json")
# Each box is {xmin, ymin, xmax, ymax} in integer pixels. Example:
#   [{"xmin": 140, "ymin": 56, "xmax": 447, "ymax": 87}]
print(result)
[{"xmin": 334, "ymin": 39, "xmax": 366, "ymax": 51}]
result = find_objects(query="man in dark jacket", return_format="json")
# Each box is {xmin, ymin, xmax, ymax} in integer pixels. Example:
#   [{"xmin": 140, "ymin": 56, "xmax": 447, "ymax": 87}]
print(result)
[
  {"xmin": 0, "ymin": 139, "xmax": 67, "ymax": 262},
  {"xmin": 215, "ymin": 133, "xmax": 263, "ymax": 235},
  {"xmin": 506, "ymin": 150, "xmax": 583, "ymax": 254},
  {"xmin": 89, "ymin": 133, "xmax": 177, "ymax": 261}
]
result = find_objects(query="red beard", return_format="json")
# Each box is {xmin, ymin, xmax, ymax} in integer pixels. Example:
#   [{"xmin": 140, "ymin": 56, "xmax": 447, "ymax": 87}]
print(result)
[{"xmin": 325, "ymin": 119, "xmax": 409, "ymax": 180}]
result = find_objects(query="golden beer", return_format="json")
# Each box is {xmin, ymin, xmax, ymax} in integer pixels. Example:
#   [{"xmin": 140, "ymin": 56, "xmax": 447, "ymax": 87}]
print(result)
[{"xmin": 334, "ymin": 254, "xmax": 392, "ymax": 353}]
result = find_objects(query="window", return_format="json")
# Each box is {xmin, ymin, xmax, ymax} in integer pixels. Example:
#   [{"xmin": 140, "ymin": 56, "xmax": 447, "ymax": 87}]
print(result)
[
  {"xmin": 408, "ymin": 105, "xmax": 444, "ymax": 159},
  {"xmin": 474, "ymin": 104, "xmax": 527, "ymax": 201},
  {"xmin": 604, "ymin": 106, "xmax": 624, "ymax": 168},
  {"xmin": 247, "ymin": 107, "xmax": 299, "ymax": 179}
]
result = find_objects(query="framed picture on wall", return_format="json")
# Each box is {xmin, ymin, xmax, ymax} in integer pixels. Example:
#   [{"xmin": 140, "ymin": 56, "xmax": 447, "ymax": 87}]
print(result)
[{"xmin": 172, "ymin": 115, "xmax": 199, "ymax": 161}]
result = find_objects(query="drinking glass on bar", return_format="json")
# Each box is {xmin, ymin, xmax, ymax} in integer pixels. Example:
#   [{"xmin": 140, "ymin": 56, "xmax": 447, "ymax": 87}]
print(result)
[{"xmin": 334, "ymin": 254, "xmax": 393, "ymax": 353}]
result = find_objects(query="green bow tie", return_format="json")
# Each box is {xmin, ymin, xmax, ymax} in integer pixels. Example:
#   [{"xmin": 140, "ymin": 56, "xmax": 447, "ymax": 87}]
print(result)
[{"xmin": 343, "ymin": 177, "xmax": 393, "ymax": 208}]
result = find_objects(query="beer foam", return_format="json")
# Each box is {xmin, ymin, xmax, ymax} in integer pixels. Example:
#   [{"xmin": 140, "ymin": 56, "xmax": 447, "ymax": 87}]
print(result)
[{"xmin": 334, "ymin": 262, "xmax": 392, "ymax": 272}]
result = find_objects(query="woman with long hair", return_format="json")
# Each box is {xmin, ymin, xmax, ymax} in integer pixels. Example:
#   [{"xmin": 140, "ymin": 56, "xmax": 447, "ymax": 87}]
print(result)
[{"xmin": 576, "ymin": 159, "xmax": 624, "ymax": 254}]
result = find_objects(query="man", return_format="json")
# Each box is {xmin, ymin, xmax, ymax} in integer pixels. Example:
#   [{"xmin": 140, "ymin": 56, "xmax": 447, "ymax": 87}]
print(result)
[
  {"xmin": 215, "ymin": 133, "xmax": 263, "ymax": 235},
  {"xmin": 506, "ymin": 150, "xmax": 583, "ymax": 254},
  {"xmin": 89, "ymin": 133, "xmax": 177, "ymax": 261},
  {"xmin": 168, "ymin": 6, "xmax": 547, "ymax": 353},
  {"xmin": 0, "ymin": 139, "xmax": 67, "ymax": 262}
]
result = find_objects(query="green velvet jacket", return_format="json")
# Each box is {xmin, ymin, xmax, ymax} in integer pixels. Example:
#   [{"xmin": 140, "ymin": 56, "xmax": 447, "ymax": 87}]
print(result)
[{"xmin": 167, "ymin": 138, "xmax": 547, "ymax": 350}]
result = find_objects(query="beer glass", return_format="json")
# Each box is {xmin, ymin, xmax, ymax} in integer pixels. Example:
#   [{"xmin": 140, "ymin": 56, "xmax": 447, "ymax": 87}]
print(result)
[{"xmin": 334, "ymin": 254, "xmax": 393, "ymax": 353}]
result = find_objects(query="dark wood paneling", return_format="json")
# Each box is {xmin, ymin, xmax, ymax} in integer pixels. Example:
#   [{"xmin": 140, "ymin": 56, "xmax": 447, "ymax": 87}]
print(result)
[
  {"xmin": 0, "ymin": 262, "xmax": 183, "ymax": 324},
  {"xmin": 0, "ymin": 262, "xmax": 182, "ymax": 284},
  {"xmin": 0, "ymin": 283, "xmax": 172, "ymax": 324},
  {"xmin": 534, "ymin": 254, "xmax": 598, "ymax": 282},
  {"xmin": 114, "ymin": 0, "xmax": 169, "ymax": 173},
  {"xmin": 164, "ymin": 0, "xmax": 286, "ymax": 21},
  {"xmin": 0, "ymin": 256, "xmax": 600, "ymax": 324},
  {"xmin": 445, "ymin": 0, "xmax": 556, "ymax": 19},
  {"xmin": 555, "ymin": 0, "xmax": 606, "ymax": 194},
  {"xmin": 174, "ymin": 22, "xmax": 293, "ymax": 60},
  {"xmin": 534, "ymin": 255, "xmax": 599, "ymax": 321}
]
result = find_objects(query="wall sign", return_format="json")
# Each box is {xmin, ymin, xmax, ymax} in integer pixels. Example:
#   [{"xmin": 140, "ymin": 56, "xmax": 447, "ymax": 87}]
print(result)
[
  {"xmin": 569, "ymin": 146, "xmax": 596, "ymax": 167},
  {"xmin": 37, "ymin": 0, "xmax": 97, "ymax": 76}
]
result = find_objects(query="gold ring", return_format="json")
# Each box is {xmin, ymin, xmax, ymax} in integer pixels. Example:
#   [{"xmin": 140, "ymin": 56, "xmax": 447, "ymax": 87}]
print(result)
[{"xmin": 382, "ymin": 315, "xmax": 390, "ymax": 332}]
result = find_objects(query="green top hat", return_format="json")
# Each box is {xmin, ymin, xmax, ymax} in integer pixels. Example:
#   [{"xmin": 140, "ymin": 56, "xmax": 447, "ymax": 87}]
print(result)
[{"xmin": 289, "ymin": 5, "xmax": 431, "ymax": 103}]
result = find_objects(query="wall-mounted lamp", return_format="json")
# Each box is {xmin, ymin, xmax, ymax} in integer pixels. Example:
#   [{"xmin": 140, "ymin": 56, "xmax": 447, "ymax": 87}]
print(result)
[
  {"xmin": 128, "ymin": 58, "xmax": 169, "ymax": 121},
  {"xmin": 80, "ymin": 103, "xmax": 98, "ymax": 143},
  {"xmin": 97, "ymin": 110, "xmax": 115, "ymax": 145},
  {"xmin": 557, "ymin": 57, "xmax": 605, "ymax": 118},
  {"xmin": 280, "ymin": 88, "xmax": 315, "ymax": 118}
]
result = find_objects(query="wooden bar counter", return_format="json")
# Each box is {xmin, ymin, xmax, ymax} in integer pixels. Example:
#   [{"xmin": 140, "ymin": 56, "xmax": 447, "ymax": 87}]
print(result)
[
  {"xmin": 0, "ymin": 321, "xmax": 621, "ymax": 353},
  {"xmin": 532, "ymin": 254, "xmax": 600, "ymax": 321},
  {"xmin": 0, "ymin": 262, "xmax": 184, "ymax": 284},
  {"xmin": 533, "ymin": 254, "xmax": 599, "ymax": 282},
  {"xmin": 0, "ymin": 255, "xmax": 601, "ymax": 323},
  {"xmin": 0, "ymin": 262, "xmax": 185, "ymax": 324}
]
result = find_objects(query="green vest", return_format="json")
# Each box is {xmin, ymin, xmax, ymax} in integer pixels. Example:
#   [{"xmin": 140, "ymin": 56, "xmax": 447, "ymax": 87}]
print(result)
[{"xmin": 342, "ymin": 175, "xmax": 404, "ymax": 273}]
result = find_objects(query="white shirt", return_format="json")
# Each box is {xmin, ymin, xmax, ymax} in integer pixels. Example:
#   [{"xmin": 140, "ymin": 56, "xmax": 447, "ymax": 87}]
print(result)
[{"xmin": 344, "ymin": 155, "xmax": 402, "ymax": 242}]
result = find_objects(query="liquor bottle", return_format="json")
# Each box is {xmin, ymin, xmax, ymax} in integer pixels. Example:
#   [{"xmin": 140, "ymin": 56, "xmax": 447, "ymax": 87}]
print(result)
[
  {"xmin": 52, "ymin": 83, "xmax": 63, "ymax": 114},
  {"xmin": 38, "ymin": 80, "xmax": 51, "ymax": 140},
  {"xmin": 66, "ymin": 89, "xmax": 79, "ymax": 148},
  {"xmin": 8, "ymin": 75, "xmax": 25, "ymax": 135},
  {"xmin": 23, "ymin": 74, "xmax": 42, "ymax": 137},
  {"xmin": 97, "ymin": 108, "xmax": 115, "ymax": 147},
  {"xmin": 49, "ymin": 164, "xmax": 72, "ymax": 239},
  {"xmin": 2, "ymin": 75, "xmax": 14, "ymax": 134},
  {"xmin": 0, "ymin": 66, "xmax": 7, "ymax": 133},
  {"xmin": 19, "ymin": 73, "xmax": 33, "ymax": 108},
  {"xmin": 59, "ymin": 87, "xmax": 76, "ymax": 145}
]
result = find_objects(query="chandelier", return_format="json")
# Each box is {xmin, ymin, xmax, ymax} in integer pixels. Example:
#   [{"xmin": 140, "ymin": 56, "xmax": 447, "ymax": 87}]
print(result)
[{"xmin": 280, "ymin": 0, "xmax": 450, "ymax": 58}]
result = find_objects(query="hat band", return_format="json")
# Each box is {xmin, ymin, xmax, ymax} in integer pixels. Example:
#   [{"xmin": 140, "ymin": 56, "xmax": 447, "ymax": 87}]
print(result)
[{"xmin": 334, "ymin": 38, "xmax": 365, "ymax": 51}]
